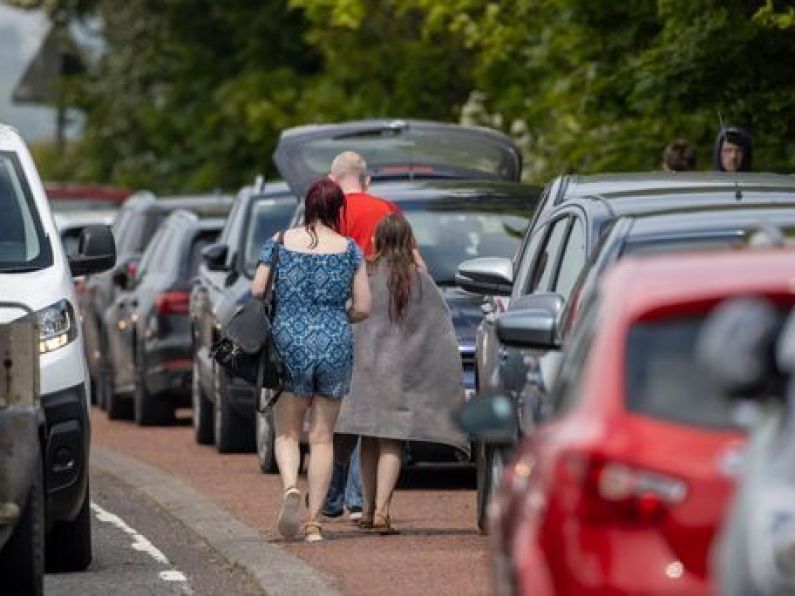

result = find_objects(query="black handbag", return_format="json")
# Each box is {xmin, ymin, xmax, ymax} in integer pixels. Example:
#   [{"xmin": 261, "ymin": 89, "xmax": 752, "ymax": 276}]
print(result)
[{"xmin": 210, "ymin": 232, "xmax": 284, "ymax": 409}]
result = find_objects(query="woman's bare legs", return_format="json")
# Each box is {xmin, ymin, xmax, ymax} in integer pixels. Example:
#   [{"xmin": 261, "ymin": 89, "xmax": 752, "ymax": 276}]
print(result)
[
  {"xmin": 273, "ymin": 392, "xmax": 311, "ymax": 537},
  {"xmin": 273, "ymin": 392, "xmax": 310, "ymax": 491},
  {"xmin": 374, "ymin": 438, "xmax": 402, "ymax": 520},
  {"xmin": 359, "ymin": 436, "xmax": 379, "ymax": 521},
  {"xmin": 306, "ymin": 396, "xmax": 342, "ymax": 523}
]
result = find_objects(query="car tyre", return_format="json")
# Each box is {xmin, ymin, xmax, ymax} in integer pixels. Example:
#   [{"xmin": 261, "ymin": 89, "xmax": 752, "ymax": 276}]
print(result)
[
  {"xmin": 213, "ymin": 366, "xmax": 254, "ymax": 453},
  {"xmin": 476, "ymin": 442, "xmax": 505, "ymax": 534},
  {"xmin": 46, "ymin": 483, "xmax": 92, "ymax": 572},
  {"xmin": 0, "ymin": 449, "xmax": 44, "ymax": 596},
  {"xmin": 134, "ymin": 370, "xmax": 174, "ymax": 426},
  {"xmin": 256, "ymin": 399, "xmax": 278, "ymax": 474},
  {"xmin": 104, "ymin": 368, "xmax": 132, "ymax": 420},
  {"xmin": 192, "ymin": 360, "xmax": 214, "ymax": 445}
]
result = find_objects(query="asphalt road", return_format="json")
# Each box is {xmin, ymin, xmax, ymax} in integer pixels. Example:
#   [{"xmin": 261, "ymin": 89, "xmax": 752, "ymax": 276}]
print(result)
[
  {"xmin": 91, "ymin": 408, "xmax": 491, "ymax": 596},
  {"xmin": 45, "ymin": 469, "xmax": 262, "ymax": 596}
]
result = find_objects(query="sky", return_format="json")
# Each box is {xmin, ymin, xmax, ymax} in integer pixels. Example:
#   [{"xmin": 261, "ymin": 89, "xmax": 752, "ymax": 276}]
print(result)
[{"xmin": 0, "ymin": 4, "xmax": 55, "ymax": 142}]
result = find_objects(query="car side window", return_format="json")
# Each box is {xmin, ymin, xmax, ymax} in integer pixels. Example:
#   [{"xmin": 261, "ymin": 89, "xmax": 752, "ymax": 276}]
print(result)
[
  {"xmin": 135, "ymin": 227, "xmax": 166, "ymax": 281},
  {"xmin": 553, "ymin": 217, "xmax": 586, "ymax": 300},
  {"xmin": 512, "ymin": 225, "xmax": 546, "ymax": 298},
  {"xmin": 529, "ymin": 217, "xmax": 570, "ymax": 293}
]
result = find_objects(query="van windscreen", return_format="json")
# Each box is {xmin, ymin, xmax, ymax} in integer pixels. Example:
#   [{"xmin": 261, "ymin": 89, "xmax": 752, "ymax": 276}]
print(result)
[{"xmin": 0, "ymin": 151, "xmax": 52, "ymax": 272}]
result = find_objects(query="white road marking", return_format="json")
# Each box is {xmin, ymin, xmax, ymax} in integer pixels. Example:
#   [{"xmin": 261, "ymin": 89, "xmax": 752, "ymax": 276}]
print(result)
[{"xmin": 91, "ymin": 502, "xmax": 194, "ymax": 594}]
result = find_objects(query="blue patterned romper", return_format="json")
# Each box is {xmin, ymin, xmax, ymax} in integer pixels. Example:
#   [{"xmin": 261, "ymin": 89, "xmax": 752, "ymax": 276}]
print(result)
[{"xmin": 259, "ymin": 238, "xmax": 363, "ymax": 399}]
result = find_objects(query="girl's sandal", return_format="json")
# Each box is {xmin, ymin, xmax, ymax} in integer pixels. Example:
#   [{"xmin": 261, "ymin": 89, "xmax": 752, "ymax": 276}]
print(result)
[
  {"xmin": 355, "ymin": 513, "xmax": 374, "ymax": 530},
  {"xmin": 277, "ymin": 487, "xmax": 302, "ymax": 539},
  {"xmin": 304, "ymin": 521, "xmax": 324, "ymax": 543},
  {"xmin": 372, "ymin": 514, "xmax": 400, "ymax": 536}
]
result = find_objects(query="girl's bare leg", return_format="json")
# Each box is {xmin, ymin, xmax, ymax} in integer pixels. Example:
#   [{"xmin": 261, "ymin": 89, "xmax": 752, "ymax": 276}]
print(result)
[
  {"xmin": 359, "ymin": 436, "xmax": 379, "ymax": 520},
  {"xmin": 273, "ymin": 392, "xmax": 310, "ymax": 491},
  {"xmin": 374, "ymin": 438, "xmax": 402, "ymax": 519}
]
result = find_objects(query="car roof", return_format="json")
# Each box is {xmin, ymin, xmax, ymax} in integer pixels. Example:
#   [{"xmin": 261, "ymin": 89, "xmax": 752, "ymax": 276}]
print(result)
[
  {"xmin": 625, "ymin": 204, "xmax": 795, "ymax": 239},
  {"xmin": 557, "ymin": 171, "xmax": 795, "ymax": 205},
  {"xmin": 602, "ymin": 248, "xmax": 795, "ymax": 322},
  {"xmin": 369, "ymin": 179, "xmax": 539, "ymax": 203}
]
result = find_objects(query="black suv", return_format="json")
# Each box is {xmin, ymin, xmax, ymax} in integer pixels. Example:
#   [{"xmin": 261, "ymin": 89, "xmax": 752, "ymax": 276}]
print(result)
[
  {"xmin": 457, "ymin": 172, "xmax": 795, "ymax": 531},
  {"xmin": 104, "ymin": 211, "xmax": 224, "ymax": 425},
  {"xmin": 190, "ymin": 181, "xmax": 298, "ymax": 457},
  {"xmin": 82, "ymin": 192, "xmax": 232, "ymax": 414}
]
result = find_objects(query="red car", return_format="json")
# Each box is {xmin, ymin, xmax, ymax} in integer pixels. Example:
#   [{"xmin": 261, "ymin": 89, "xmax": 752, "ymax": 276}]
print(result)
[{"xmin": 483, "ymin": 249, "xmax": 795, "ymax": 595}]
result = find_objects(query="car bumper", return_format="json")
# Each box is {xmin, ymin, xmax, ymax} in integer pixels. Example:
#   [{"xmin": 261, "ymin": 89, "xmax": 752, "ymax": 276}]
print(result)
[
  {"xmin": 42, "ymin": 382, "xmax": 90, "ymax": 524},
  {"xmin": 0, "ymin": 405, "xmax": 41, "ymax": 549}
]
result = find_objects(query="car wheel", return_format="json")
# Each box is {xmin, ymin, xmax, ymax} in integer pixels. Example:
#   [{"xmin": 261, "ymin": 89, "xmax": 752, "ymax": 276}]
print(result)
[
  {"xmin": 256, "ymin": 402, "xmax": 278, "ymax": 474},
  {"xmin": 46, "ymin": 483, "xmax": 92, "ymax": 572},
  {"xmin": 0, "ymin": 448, "xmax": 44, "ymax": 595},
  {"xmin": 104, "ymin": 368, "xmax": 132, "ymax": 420},
  {"xmin": 192, "ymin": 360, "xmax": 214, "ymax": 445},
  {"xmin": 213, "ymin": 367, "xmax": 254, "ymax": 453},
  {"xmin": 477, "ymin": 442, "xmax": 506, "ymax": 534},
  {"xmin": 134, "ymin": 371, "xmax": 174, "ymax": 426}
]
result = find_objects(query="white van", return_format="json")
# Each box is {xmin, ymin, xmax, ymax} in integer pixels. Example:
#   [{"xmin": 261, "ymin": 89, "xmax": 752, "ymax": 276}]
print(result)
[{"xmin": 0, "ymin": 124, "xmax": 115, "ymax": 570}]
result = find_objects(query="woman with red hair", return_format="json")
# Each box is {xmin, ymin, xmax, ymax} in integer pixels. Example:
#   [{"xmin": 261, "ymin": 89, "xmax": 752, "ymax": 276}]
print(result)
[{"xmin": 252, "ymin": 178, "xmax": 371, "ymax": 542}]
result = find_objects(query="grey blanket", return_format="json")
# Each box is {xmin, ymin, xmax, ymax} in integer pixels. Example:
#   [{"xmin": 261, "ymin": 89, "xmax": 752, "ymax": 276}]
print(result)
[{"xmin": 336, "ymin": 266, "xmax": 470, "ymax": 455}]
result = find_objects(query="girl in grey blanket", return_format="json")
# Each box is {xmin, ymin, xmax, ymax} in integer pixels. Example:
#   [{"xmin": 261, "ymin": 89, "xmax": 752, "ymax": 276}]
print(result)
[{"xmin": 336, "ymin": 214, "xmax": 469, "ymax": 534}]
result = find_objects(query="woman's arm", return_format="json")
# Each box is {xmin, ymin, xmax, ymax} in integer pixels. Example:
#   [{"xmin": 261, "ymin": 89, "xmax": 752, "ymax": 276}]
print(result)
[
  {"xmin": 412, "ymin": 248, "xmax": 427, "ymax": 273},
  {"xmin": 349, "ymin": 261, "xmax": 371, "ymax": 322},
  {"xmin": 251, "ymin": 263, "xmax": 271, "ymax": 298}
]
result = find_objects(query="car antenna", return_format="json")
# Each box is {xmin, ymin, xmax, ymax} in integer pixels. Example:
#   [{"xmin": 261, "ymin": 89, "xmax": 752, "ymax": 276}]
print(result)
[{"xmin": 719, "ymin": 110, "xmax": 743, "ymax": 201}]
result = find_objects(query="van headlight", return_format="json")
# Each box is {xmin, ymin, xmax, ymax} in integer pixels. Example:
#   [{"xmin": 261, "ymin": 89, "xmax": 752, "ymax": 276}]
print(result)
[{"xmin": 34, "ymin": 300, "xmax": 77, "ymax": 354}]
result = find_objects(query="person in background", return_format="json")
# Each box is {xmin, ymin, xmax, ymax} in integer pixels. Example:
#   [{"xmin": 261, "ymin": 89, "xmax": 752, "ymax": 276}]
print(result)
[
  {"xmin": 252, "ymin": 179, "xmax": 370, "ymax": 543},
  {"xmin": 662, "ymin": 139, "xmax": 697, "ymax": 172},
  {"xmin": 335, "ymin": 213, "xmax": 470, "ymax": 534},
  {"xmin": 713, "ymin": 126, "xmax": 753, "ymax": 172}
]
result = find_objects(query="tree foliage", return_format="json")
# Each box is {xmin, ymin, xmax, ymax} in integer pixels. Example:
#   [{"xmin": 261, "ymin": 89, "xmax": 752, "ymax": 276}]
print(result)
[{"xmin": 6, "ymin": 0, "xmax": 795, "ymax": 190}]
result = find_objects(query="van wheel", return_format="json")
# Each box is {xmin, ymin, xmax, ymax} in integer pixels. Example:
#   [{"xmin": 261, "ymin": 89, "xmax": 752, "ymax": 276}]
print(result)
[
  {"xmin": 213, "ymin": 368, "xmax": 254, "ymax": 453},
  {"xmin": 0, "ymin": 449, "xmax": 44, "ymax": 595},
  {"xmin": 256, "ymin": 404, "xmax": 278, "ymax": 473},
  {"xmin": 134, "ymin": 373, "xmax": 174, "ymax": 426},
  {"xmin": 476, "ymin": 443, "xmax": 505, "ymax": 534},
  {"xmin": 192, "ymin": 360, "xmax": 214, "ymax": 445},
  {"xmin": 46, "ymin": 484, "xmax": 92, "ymax": 572}
]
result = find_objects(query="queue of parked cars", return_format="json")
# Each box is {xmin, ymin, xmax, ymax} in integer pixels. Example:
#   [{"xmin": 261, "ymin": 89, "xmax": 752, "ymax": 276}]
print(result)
[
  {"xmin": 9, "ymin": 110, "xmax": 795, "ymax": 594},
  {"xmin": 455, "ymin": 170, "xmax": 795, "ymax": 593}
]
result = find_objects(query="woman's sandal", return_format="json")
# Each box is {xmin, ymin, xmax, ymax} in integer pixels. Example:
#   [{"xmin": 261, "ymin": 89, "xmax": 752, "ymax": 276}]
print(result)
[
  {"xmin": 277, "ymin": 487, "xmax": 302, "ymax": 539},
  {"xmin": 372, "ymin": 513, "xmax": 400, "ymax": 536},
  {"xmin": 304, "ymin": 521, "xmax": 323, "ymax": 543}
]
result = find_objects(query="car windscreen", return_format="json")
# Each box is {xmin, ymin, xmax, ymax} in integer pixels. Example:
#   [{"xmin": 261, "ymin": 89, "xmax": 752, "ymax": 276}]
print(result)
[
  {"xmin": 400, "ymin": 199, "xmax": 530, "ymax": 285},
  {"xmin": 0, "ymin": 151, "xmax": 52, "ymax": 272},
  {"xmin": 243, "ymin": 197, "xmax": 297, "ymax": 276},
  {"xmin": 625, "ymin": 316, "xmax": 736, "ymax": 430}
]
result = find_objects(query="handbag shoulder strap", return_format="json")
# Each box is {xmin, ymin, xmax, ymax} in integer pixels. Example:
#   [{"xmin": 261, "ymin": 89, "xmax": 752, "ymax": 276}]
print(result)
[{"xmin": 263, "ymin": 231, "xmax": 285, "ymax": 302}]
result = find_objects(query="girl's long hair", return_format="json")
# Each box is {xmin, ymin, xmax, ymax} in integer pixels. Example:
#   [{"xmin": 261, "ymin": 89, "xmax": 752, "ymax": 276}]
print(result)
[
  {"xmin": 372, "ymin": 213, "xmax": 417, "ymax": 322},
  {"xmin": 303, "ymin": 179, "xmax": 345, "ymax": 247}
]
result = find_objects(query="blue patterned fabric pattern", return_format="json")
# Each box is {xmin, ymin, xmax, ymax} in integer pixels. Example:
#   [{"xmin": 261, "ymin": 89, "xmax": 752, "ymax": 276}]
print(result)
[{"xmin": 259, "ymin": 237, "xmax": 363, "ymax": 398}]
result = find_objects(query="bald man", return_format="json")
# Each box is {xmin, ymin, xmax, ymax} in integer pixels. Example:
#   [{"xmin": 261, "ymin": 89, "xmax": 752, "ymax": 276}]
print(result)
[{"xmin": 330, "ymin": 151, "xmax": 399, "ymax": 258}]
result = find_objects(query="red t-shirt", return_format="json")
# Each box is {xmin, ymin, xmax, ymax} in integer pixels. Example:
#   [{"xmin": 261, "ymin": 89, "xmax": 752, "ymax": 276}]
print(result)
[{"xmin": 339, "ymin": 192, "xmax": 399, "ymax": 258}]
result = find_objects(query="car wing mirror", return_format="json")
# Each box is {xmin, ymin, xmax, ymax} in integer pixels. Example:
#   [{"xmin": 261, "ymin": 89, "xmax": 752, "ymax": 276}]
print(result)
[
  {"xmin": 456, "ymin": 393, "xmax": 517, "ymax": 442},
  {"xmin": 455, "ymin": 257, "xmax": 513, "ymax": 296},
  {"xmin": 68, "ymin": 225, "xmax": 116, "ymax": 277},
  {"xmin": 495, "ymin": 293, "xmax": 564, "ymax": 350},
  {"xmin": 696, "ymin": 297, "xmax": 784, "ymax": 401},
  {"xmin": 111, "ymin": 256, "xmax": 139, "ymax": 290},
  {"xmin": 202, "ymin": 243, "xmax": 229, "ymax": 271}
]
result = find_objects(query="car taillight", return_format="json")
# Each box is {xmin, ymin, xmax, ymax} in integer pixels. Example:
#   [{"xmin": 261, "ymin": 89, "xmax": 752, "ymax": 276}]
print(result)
[
  {"xmin": 127, "ymin": 260, "xmax": 138, "ymax": 280},
  {"xmin": 559, "ymin": 452, "xmax": 687, "ymax": 524},
  {"xmin": 155, "ymin": 291, "xmax": 189, "ymax": 315}
]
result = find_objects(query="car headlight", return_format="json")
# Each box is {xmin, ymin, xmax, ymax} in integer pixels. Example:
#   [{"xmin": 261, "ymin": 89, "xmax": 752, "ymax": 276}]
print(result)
[{"xmin": 34, "ymin": 299, "xmax": 77, "ymax": 354}]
